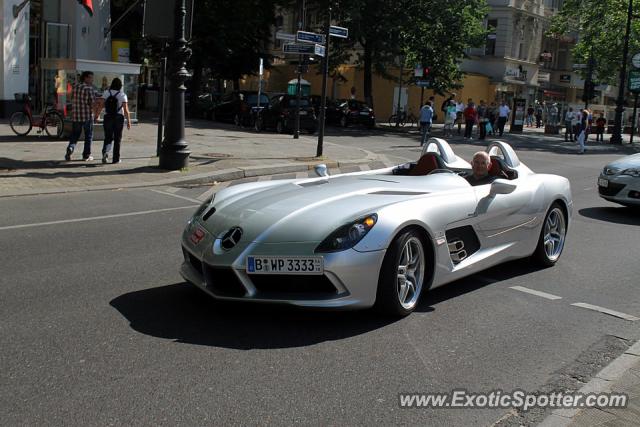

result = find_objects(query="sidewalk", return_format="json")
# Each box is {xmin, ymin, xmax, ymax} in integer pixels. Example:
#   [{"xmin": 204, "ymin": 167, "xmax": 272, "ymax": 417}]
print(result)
[{"xmin": 0, "ymin": 117, "xmax": 387, "ymax": 198}]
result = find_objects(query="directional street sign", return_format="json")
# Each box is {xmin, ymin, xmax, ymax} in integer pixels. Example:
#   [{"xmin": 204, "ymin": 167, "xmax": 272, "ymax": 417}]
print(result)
[
  {"xmin": 276, "ymin": 31, "xmax": 296, "ymax": 42},
  {"xmin": 314, "ymin": 44, "xmax": 326, "ymax": 57},
  {"xmin": 629, "ymin": 70, "xmax": 640, "ymax": 93},
  {"xmin": 572, "ymin": 63, "xmax": 588, "ymax": 69},
  {"xmin": 297, "ymin": 31, "xmax": 325, "ymax": 44},
  {"xmin": 329, "ymin": 25, "xmax": 348, "ymax": 38},
  {"xmin": 416, "ymin": 80, "xmax": 430, "ymax": 88},
  {"xmin": 283, "ymin": 43, "xmax": 316, "ymax": 55}
]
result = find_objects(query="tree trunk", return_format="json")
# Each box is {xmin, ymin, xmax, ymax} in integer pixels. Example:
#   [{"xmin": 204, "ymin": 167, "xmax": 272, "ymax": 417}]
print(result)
[{"xmin": 363, "ymin": 41, "xmax": 374, "ymax": 109}]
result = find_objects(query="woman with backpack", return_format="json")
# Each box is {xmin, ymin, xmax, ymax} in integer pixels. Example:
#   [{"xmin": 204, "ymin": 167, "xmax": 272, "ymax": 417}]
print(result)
[{"xmin": 97, "ymin": 77, "xmax": 131, "ymax": 164}]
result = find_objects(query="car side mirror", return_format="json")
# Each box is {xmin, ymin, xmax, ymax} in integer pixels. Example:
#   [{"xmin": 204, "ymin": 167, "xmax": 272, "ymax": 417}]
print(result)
[{"xmin": 490, "ymin": 179, "xmax": 516, "ymax": 195}]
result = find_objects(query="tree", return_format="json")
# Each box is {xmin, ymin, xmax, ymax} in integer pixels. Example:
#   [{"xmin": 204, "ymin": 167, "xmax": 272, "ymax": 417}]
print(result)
[{"xmin": 549, "ymin": 0, "xmax": 640, "ymax": 86}]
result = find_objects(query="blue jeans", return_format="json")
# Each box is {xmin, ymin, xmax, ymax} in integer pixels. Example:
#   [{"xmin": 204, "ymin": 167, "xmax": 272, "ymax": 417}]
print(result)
[
  {"xmin": 420, "ymin": 121, "xmax": 432, "ymax": 145},
  {"xmin": 67, "ymin": 119, "xmax": 94, "ymax": 158},
  {"xmin": 102, "ymin": 115, "xmax": 125, "ymax": 162}
]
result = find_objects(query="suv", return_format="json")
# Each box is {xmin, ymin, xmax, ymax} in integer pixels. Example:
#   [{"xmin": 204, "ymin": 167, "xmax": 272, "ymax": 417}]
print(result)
[
  {"xmin": 259, "ymin": 94, "xmax": 317, "ymax": 134},
  {"xmin": 213, "ymin": 91, "xmax": 270, "ymax": 126}
]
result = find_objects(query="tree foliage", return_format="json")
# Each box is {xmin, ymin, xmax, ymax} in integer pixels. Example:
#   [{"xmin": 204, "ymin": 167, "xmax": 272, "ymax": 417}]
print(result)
[{"xmin": 549, "ymin": 0, "xmax": 640, "ymax": 85}]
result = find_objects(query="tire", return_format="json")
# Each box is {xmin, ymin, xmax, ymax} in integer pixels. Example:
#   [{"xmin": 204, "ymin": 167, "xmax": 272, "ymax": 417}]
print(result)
[
  {"xmin": 532, "ymin": 202, "xmax": 567, "ymax": 267},
  {"xmin": 374, "ymin": 229, "xmax": 427, "ymax": 316},
  {"xmin": 233, "ymin": 114, "xmax": 241, "ymax": 126},
  {"xmin": 276, "ymin": 120, "xmax": 285, "ymax": 134},
  {"xmin": 340, "ymin": 116, "xmax": 348, "ymax": 127},
  {"xmin": 10, "ymin": 111, "xmax": 32, "ymax": 136},
  {"xmin": 254, "ymin": 116, "xmax": 263, "ymax": 132},
  {"xmin": 307, "ymin": 128, "xmax": 316, "ymax": 134},
  {"xmin": 44, "ymin": 112, "xmax": 64, "ymax": 138},
  {"xmin": 388, "ymin": 114, "xmax": 396, "ymax": 125}
]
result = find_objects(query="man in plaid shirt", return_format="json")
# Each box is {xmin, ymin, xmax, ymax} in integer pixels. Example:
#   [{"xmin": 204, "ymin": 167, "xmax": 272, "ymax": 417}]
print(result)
[{"xmin": 65, "ymin": 71, "xmax": 97, "ymax": 161}]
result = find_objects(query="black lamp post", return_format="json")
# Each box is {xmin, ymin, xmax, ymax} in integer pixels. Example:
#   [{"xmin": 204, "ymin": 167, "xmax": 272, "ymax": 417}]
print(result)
[
  {"xmin": 159, "ymin": 0, "xmax": 191, "ymax": 170},
  {"xmin": 610, "ymin": 0, "xmax": 634, "ymax": 144}
]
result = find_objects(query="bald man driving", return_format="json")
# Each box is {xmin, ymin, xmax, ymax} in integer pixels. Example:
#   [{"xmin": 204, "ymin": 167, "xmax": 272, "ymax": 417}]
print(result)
[{"xmin": 465, "ymin": 151, "xmax": 497, "ymax": 186}]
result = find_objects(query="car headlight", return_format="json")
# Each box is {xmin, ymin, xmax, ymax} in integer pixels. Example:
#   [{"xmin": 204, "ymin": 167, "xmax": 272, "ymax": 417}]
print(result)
[
  {"xmin": 621, "ymin": 168, "xmax": 640, "ymax": 177},
  {"xmin": 315, "ymin": 214, "xmax": 378, "ymax": 253}
]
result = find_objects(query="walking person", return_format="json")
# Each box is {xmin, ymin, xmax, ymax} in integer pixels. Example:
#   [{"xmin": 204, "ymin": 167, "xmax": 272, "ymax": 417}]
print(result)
[
  {"xmin": 443, "ymin": 100, "xmax": 456, "ymax": 137},
  {"xmin": 526, "ymin": 105, "xmax": 535, "ymax": 127},
  {"xmin": 535, "ymin": 103, "xmax": 543, "ymax": 128},
  {"xmin": 65, "ymin": 71, "xmax": 97, "ymax": 161},
  {"xmin": 477, "ymin": 100, "xmax": 489, "ymax": 140},
  {"xmin": 564, "ymin": 107, "xmax": 575, "ymax": 141},
  {"xmin": 455, "ymin": 99, "xmax": 465, "ymax": 134},
  {"xmin": 488, "ymin": 102, "xmax": 498, "ymax": 135},
  {"xmin": 497, "ymin": 100, "xmax": 510, "ymax": 137},
  {"xmin": 576, "ymin": 109, "xmax": 588, "ymax": 154},
  {"xmin": 595, "ymin": 114, "xmax": 606, "ymax": 142},
  {"xmin": 96, "ymin": 78, "xmax": 131, "ymax": 164},
  {"xmin": 463, "ymin": 101, "xmax": 477, "ymax": 139},
  {"xmin": 419, "ymin": 101, "xmax": 434, "ymax": 146}
]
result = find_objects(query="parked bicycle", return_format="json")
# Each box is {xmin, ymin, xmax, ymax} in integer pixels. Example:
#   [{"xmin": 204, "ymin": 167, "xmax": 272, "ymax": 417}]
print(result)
[
  {"xmin": 388, "ymin": 108, "xmax": 417, "ymax": 127},
  {"xmin": 9, "ymin": 93, "xmax": 64, "ymax": 139}
]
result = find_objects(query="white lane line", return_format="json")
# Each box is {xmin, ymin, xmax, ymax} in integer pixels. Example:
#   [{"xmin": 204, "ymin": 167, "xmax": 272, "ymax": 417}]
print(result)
[
  {"xmin": 571, "ymin": 303, "xmax": 639, "ymax": 322},
  {"xmin": 0, "ymin": 206, "xmax": 198, "ymax": 231},
  {"xmin": 583, "ymin": 187, "xmax": 593, "ymax": 191},
  {"xmin": 196, "ymin": 182, "xmax": 230, "ymax": 202},
  {"xmin": 149, "ymin": 189, "xmax": 201, "ymax": 204},
  {"xmin": 510, "ymin": 286, "xmax": 563, "ymax": 300},
  {"xmin": 163, "ymin": 187, "xmax": 181, "ymax": 194}
]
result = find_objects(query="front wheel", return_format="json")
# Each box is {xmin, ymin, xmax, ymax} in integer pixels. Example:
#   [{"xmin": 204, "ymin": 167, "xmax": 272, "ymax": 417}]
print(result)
[
  {"xmin": 44, "ymin": 112, "xmax": 64, "ymax": 138},
  {"xmin": 375, "ymin": 229, "xmax": 427, "ymax": 316},
  {"xmin": 340, "ymin": 116, "xmax": 348, "ymax": 127},
  {"xmin": 532, "ymin": 202, "xmax": 567, "ymax": 266},
  {"xmin": 10, "ymin": 111, "xmax": 32, "ymax": 136}
]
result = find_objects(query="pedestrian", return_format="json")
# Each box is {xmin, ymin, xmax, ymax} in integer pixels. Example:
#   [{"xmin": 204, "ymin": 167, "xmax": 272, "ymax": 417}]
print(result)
[
  {"xmin": 463, "ymin": 101, "xmax": 477, "ymax": 139},
  {"xmin": 585, "ymin": 109, "xmax": 593, "ymax": 142},
  {"xmin": 576, "ymin": 109, "xmax": 588, "ymax": 154},
  {"xmin": 550, "ymin": 103, "xmax": 559, "ymax": 126},
  {"xmin": 419, "ymin": 101, "xmax": 434, "ymax": 146},
  {"xmin": 488, "ymin": 102, "xmax": 498, "ymax": 135},
  {"xmin": 444, "ymin": 100, "xmax": 456, "ymax": 137},
  {"xmin": 441, "ymin": 93, "xmax": 455, "ymax": 121},
  {"xmin": 535, "ymin": 103, "xmax": 543, "ymax": 128},
  {"xmin": 497, "ymin": 100, "xmax": 510, "ymax": 137},
  {"xmin": 65, "ymin": 71, "xmax": 97, "ymax": 161},
  {"xmin": 428, "ymin": 96, "xmax": 437, "ymax": 122},
  {"xmin": 595, "ymin": 114, "xmax": 606, "ymax": 142},
  {"xmin": 564, "ymin": 107, "xmax": 575, "ymax": 141},
  {"xmin": 96, "ymin": 77, "xmax": 131, "ymax": 164},
  {"xmin": 455, "ymin": 99, "xmax": 465, "ymax": 135},
  {"xmin": 526, "ymin": 105, "xmax": 535, "ymax": 127},
  {"xmin": 477, "ymin": 100, "xmax": 489, "ymax": 140}
]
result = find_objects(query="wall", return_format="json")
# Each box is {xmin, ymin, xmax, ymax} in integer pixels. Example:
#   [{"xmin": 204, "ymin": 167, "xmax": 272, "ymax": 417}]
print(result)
[{"xmin": 0, "ymin": 0, "xmax": 30, "ymax": 114}]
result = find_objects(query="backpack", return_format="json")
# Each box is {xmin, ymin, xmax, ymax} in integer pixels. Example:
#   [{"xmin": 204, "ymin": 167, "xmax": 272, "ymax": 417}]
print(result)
[{"xmin": 105, "ymin": 90, "xmax": 119, "ymax": 116}]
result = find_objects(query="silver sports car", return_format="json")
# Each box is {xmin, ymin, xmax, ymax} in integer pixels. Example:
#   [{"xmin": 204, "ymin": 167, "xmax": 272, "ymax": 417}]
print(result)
[
  {"xmin": 181, "ymin": 139, "xmax": 572, "ymax": 316},
  {"xmin": 597, "ymin": 153, "xmax": 640, "ymax": 207}
]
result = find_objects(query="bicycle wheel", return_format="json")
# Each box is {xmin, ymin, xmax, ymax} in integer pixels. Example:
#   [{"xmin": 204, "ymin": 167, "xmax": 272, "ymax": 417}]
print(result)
[
  {"xmin": 44, "ymin": 112, "xmax": 64, "ymax": 139},
  {"xmin": 388, "ymin": 114, "xmax": 396, "ymax": 125},
  {"xmin": 10, "ymin": 111, "xmax": 32, "ymax": 136}
]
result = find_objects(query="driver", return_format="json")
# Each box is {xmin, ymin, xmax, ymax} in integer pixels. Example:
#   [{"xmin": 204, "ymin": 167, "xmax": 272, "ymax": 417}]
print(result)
[{"xmin": 465, "ymin": 151, "xmax": 497, "ymax": 186}]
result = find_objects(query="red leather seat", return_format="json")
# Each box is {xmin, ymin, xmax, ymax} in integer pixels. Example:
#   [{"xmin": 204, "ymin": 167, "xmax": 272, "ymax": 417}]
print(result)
[
  {"xmin": 409, "ymin": 153, "xmax": 446, "ymax": 176},
  {"xmin": 488, "ymin": 156, "xmax": 511, "ymax": 179}
]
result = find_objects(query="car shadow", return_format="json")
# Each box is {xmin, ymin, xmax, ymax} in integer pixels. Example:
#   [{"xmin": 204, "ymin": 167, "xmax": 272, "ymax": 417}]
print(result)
[
  {"xmin": 579, "ymin": 206, "xmax": 640, "ymax": 225},
  {"xmin": 110, "ymin": 283, "xmax": 400, "ymax": 349}
]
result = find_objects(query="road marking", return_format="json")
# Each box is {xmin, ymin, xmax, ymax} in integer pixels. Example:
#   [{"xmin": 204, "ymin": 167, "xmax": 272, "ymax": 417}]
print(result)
[
  {"xmin": 0, "ymin": 206, "xmax": 198, "ymax": 231},
  {"xmin": 510, "ymin": 286, "xmax": 563, "ymax": 300},
  {"xmin": 196, "ymin": 182, "xmax": 230, "ymax": 201},
  {"xmin": 149, "ymin": 189, "xmax": 201, "ymax": 204},
  {"xmin": 571, "ymin": 303, "xmax": 639, "ymax": 321},
  {"xmin": 163, "ymin": 187, "xmax": 181, "ymax": 194}
]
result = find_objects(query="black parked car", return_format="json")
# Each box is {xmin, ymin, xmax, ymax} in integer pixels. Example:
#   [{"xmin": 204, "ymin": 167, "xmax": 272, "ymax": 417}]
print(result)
[
  {"xmin": 258, "ymin": 94, "xmax": 317, "ymax": 134},
  {"xmin": 326, "ymin": 99, "xmax": 376, "ymax": 128},
  {"xmin": 213, "ymin": 91, "xmax": 270, "ymax": 126}
]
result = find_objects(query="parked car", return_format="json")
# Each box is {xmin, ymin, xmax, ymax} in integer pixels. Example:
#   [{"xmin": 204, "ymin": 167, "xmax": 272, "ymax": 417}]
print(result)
[
  {"xmin": 326, "ymin": 99, "xmax": 376, "ymax": 128},
  {"xmin": 258, "ymin": 94, "xmax": 317, "ymax": 134},
  {"xmin": 213, "ymin": 91, "xmax": 270, "ymax": 126},
  {"xmin": 193, "ymin": 92, "xmax": 221, "ymax": 120}
]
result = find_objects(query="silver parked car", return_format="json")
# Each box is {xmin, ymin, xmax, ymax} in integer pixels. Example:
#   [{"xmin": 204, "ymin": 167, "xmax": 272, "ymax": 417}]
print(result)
[
  {"xmin": 597, "ymin": 153, "xmax": 640, "ymax": 207},
  {"xmin": 181, "ymin": 139, "xmax": 573, "ymax": 316}
]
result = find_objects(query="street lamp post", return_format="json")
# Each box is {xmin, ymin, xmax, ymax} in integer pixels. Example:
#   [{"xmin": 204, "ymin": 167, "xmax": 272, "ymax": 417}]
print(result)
[
  {"xmin": 159, "ymin": 0, "xmax": 191, "ymax": 170},
  {"xmin": 610, "ymin": 0, "xmax": 634, "ymax": 144}
]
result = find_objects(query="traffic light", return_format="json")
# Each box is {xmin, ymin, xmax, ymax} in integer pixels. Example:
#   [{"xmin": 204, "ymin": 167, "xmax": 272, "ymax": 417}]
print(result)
[
  {"xmin": 582, "ymin": 80, "xmax": 597, "ymax": 102},
  {"xmin": 423, "ymin": 67, "xmax": 431, "ymax": 77}
]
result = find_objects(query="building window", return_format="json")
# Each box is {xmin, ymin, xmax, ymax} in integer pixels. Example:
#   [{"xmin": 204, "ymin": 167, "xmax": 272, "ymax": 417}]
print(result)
[
  {"xmin": 45, "ymin": 23, "xmax": 71, "ymax": 58},
  {"xmin": 485, "ymin": 19, "xmax": 497, "ymax": 56}
]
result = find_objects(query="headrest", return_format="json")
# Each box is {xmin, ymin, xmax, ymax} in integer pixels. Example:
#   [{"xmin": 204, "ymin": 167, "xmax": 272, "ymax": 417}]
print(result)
[{"xmin": 409, "ymin": 152, "xmax": 446, "ymax": 176}]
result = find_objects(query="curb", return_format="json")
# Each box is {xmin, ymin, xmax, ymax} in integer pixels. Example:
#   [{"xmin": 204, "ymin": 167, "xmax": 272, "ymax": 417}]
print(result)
[
  {"xmin": 0, "ymin": 158, "xmax": 384, "ymax": 198},
  {"xmin": 538, "ymin": 338, "xmax": 640, "ymax": 426}
]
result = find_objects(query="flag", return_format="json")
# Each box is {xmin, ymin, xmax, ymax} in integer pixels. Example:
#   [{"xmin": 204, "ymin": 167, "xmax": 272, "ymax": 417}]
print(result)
[{"xmin": 77, "ymin": 0, "xmax": 93, "ymax": 16}]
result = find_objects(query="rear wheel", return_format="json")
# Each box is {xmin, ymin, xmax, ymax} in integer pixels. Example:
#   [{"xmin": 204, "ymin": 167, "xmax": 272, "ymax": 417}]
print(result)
[
  {"xmin": 532, "ymin": 202, "xmax": 567, "ymax": 266},
  {"xmin": 276, "ymin": 120, "xmax": 285, "ymax": 134},
  {"xmin": 340, "ymin": 116, "xmax": 348, "ymax": 127},
  {"xmin": 233, "ymin": 113, "xmax": 241, "ymax": 126},
  {"xmin": 375, "ymin": 229, "xmax": 427, "ymax": 316},
  {"xmin": 44, "ymin": 112, "xmax": 64, "ymax": 138},
  {"xmin": 9, "ymin": 111, "xmax": 32, "ymax": 136}
]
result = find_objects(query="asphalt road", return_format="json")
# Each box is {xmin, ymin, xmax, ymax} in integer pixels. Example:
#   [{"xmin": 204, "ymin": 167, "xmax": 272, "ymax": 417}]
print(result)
[{"xmin": 2, "ymin": 131, "xmax": 639, "ymax": 426}]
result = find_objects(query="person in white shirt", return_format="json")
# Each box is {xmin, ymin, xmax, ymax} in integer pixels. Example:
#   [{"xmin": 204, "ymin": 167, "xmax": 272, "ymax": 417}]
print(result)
[
  {"xmin": 455, "ymin": 100, "xmax": 465, "ymax": 134},
  {"xmin": 497, "ymin": 101, "xmax": 511, "ymax": 136},
  {"xmin": 564, "ymin": 107, "xmax": 575, "ymax": 141},
  {"xmin": 96, "ymin": 78, "xmax": 131, "ymax": 164}
]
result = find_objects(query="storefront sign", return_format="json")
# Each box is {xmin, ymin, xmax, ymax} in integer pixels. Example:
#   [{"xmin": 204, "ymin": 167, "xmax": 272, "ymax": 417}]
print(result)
[
  {"xmin": 559, "ymin": 74, "xmax": 571, "ymax": 83},
  {"xmin": 537, "ymin": 72, "xmax": 551, "ymax": 83}
]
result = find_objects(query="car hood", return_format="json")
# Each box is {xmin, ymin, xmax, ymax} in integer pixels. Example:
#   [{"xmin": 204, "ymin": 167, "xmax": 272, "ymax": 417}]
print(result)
[
  {"xmin": 199, "ymin": 173, "xmax": 470, "ymax": 243},
  {"xmin": 606, "ymin": 153, "xmax": 640, "ymax": 171}
]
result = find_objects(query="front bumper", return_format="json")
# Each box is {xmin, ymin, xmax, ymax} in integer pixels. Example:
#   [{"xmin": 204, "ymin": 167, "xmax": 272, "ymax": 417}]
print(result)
[
  {"xmin": 180, "ymin": 222, "xmax": 386, "ymax": 309},
  {"xmin": 597, "ymin": 174, "xmax": 640, "ymax": 206}
]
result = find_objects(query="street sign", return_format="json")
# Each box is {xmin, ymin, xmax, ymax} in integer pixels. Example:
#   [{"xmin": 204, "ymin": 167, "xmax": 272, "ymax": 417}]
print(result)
[
  {"xmin": 314, "ymin": 44, "xmax": 325, "ymax": 57},
  {"xmin": 632, "ymin": 52, "xmax": 640, "ymax": 69},
  {"xmin": 416, "ymin": 80, "xmax": 430, "ymax": 88},
  {"xmin": 283, "ymin": 43, "xmax": 316, "ymax": 55},
  {"xmin": 414, "ymin": 64, "xmax": 423, "ymax": 77},
  {"xmin": 629, "ymin": 70, "xmax": 640, "ymax": 93},
  {"xmin": 276, "ymin": 31, "xmax": 296, "ymax": 42},
  {"xmin": 329, "ymin": 25, "xmax": 348, "ymax": 38},
  {"xmin": 297, "ymin": 31, "xmax": 325, "ymax": 44},
  {"xmin": 572, "ymin": 63, "xmax": 588, "ymax": 69}
]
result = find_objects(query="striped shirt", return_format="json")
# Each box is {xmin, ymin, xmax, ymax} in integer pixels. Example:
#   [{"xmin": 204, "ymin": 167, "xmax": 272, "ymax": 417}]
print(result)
[{"xmin": 72, "ymin": 83, "xmax": 95, "ymax": 122}]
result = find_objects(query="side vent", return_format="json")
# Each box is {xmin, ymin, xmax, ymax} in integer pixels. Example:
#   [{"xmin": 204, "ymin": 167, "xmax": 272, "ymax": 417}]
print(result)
[{"xmin": 445, "ymin": 225, "xmax": 481, "ymax": 265}]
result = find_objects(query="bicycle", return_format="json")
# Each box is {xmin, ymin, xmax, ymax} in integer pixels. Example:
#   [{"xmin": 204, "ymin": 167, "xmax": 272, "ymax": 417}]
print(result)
[
  {"xmin": 9, "ymin": 93, "xmax": 64, "ymax": 139},
  {"xmin": 388, "ymin": 109, "xmax": 417, "ymax": 127}
]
